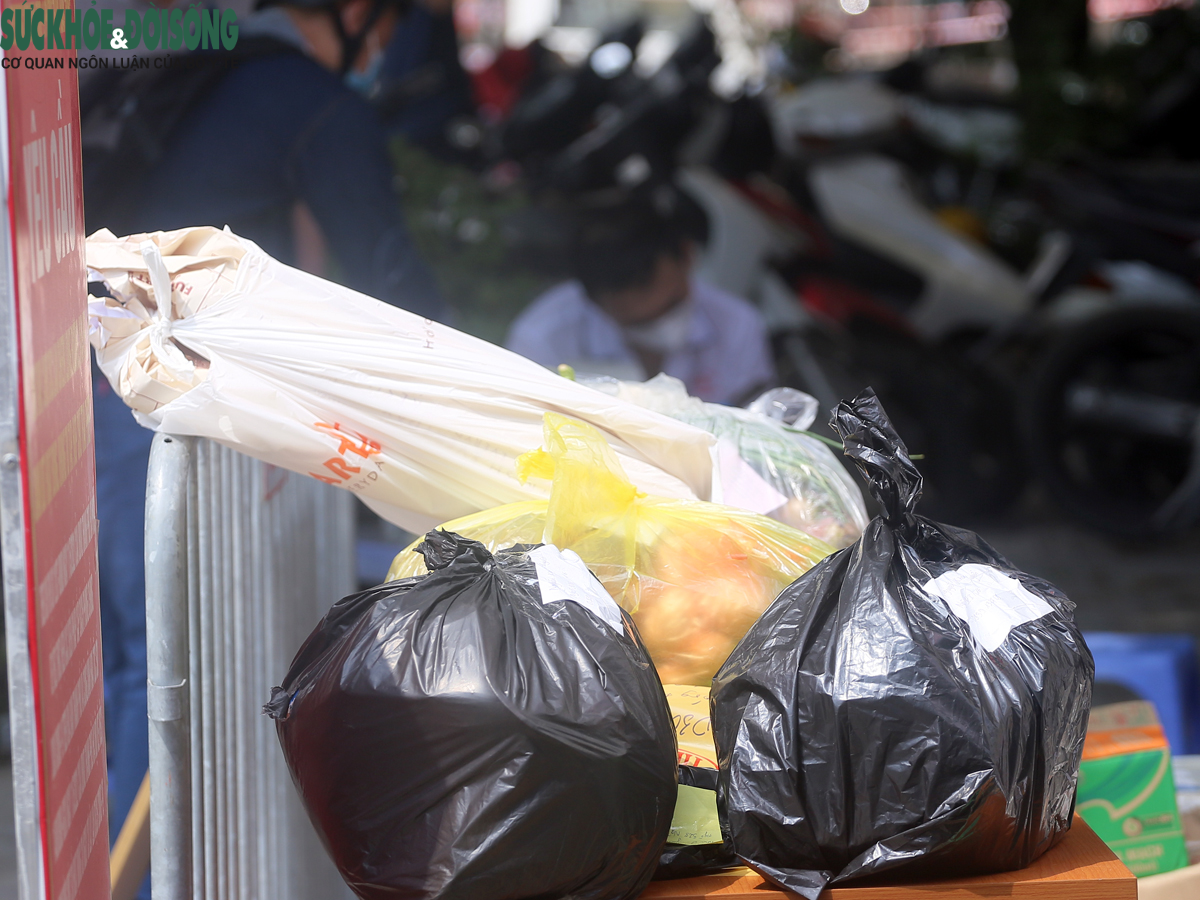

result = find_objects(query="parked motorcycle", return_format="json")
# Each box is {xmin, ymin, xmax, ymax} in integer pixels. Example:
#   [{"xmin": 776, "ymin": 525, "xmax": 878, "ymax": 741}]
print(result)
[
  {"xmin": 1021, "ymin": 161, "xmax": 1200, "ymax": 537},
  {"xmin": 487, "ymin": 19, "xmax": 1200, "ymax": 532},
  {"xmin": 730, "ymin": 77, "xmax": 1200, "ymax": 534}
]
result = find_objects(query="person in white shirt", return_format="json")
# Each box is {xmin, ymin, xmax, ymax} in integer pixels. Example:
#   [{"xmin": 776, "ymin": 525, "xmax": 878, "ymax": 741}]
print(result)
[{"xmin": 506, "ymin": 202, "xmax": 776, "ymax": 405}]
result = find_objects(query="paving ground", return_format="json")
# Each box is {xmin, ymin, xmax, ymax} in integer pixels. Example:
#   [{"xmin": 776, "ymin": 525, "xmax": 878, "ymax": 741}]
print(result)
[{"xmin": 978, "ymin": 510, "xmax": 1200, "ymax": 640}]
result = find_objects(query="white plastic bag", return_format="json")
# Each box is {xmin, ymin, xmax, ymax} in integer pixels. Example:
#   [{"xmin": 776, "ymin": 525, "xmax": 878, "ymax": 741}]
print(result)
[{"xmin": 86, "ymin": 227, "xmax": 716, "ymax": 532}]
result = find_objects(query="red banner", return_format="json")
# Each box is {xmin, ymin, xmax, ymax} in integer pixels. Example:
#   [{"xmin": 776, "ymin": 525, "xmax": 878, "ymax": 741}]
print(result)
[{"xmin": 5, "ymin": 36, "xmax": 111, "ymax": 900}]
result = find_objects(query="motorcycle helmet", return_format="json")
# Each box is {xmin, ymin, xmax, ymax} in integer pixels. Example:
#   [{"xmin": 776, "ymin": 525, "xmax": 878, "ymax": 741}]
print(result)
[{"xmin": 255, "ymin": 0, "xmax": 410, "ymax": 75}]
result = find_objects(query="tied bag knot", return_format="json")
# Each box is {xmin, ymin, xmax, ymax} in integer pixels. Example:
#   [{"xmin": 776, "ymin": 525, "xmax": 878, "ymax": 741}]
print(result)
[
  {"xmin": 140, "ymin": 239, "xmax": 195, "ymax": 384},
  {"xmin": 831, "ymin": 388, "xmax": 922, "ymax": 533}
]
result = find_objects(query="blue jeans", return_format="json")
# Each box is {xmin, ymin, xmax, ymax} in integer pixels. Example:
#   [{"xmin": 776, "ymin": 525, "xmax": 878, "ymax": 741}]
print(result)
[{"xmin": 92, "ymin": 366, "xmax": 154, "ymax": 898}]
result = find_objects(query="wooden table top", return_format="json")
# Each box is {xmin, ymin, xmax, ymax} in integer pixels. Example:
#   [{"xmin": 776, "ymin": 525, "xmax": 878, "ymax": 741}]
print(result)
[{"xmin": 640, "ymin": 818, "xmax": 1135, "ymax": 900}]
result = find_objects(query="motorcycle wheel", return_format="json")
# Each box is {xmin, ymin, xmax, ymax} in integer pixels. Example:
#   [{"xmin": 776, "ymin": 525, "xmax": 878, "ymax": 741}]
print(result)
[
  {"xmin": 774, "ymin": 325, "xmax": 1026, "ymax": 522},
  {"xmin": 1023, "ymin": 305, "xmax": 1200, "ymax": 537}
]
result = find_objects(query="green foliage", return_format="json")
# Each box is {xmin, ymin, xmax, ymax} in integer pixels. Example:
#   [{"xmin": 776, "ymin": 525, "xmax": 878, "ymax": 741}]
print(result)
[
  {"xmin": 1006, "ymin": 0, "xmax": 1092, "ymax": 160},
  {"xmin": 390, "ymin": 140, "xmax": 553, "ymax": 344},
  {"xmin": 1008, "ymin": 3, "xmax": 1200, "ymax": 159}
]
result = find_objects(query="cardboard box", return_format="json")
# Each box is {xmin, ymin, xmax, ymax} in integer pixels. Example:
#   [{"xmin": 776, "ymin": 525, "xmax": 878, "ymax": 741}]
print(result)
[
  {"xmin": 1137, "ymin": 862, "xmax": 1200, "ymax": 900},
  {"xmin": 1172, "ymin": 755, "xmax": 1200, "ymax": 865},
  {"xmin": 663, "ymin": 685, "xmax": 721, "ymax": 845},
  {"xmin": 664, "ymin": 684, "xmax": 717, "ymax": 770},
  {"xmin": 1078, "ymin": 701, "xmax": 1189, "ymax": 877}
]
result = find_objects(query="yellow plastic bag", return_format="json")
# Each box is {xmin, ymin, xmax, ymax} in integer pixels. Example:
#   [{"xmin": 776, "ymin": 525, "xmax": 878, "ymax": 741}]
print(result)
[{"xmin": 389, "ymin": 414, "xmax": 833, "ymax": 685}]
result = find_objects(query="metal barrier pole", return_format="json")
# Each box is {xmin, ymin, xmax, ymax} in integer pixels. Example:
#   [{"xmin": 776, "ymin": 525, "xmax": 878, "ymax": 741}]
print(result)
[
  {"xmin": 145, "ymin": 434, "xmax": 194, "ymax": 900},
  {"xmin": 145, "ymin": 434, "xmax": 355, "ymax": 899}
]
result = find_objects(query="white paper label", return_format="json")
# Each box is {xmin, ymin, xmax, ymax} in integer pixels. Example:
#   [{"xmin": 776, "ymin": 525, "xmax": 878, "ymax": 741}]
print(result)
[
  {"xmin": 923, "ymin": 564, "xmax": 1054, "ymax": 652},
  {"xmin": 714, "ymin": 438, "xmax": 789, "ymax": 516},
  {"xmin": 528, "ymin": 545, "xmax": 624, "ymax": 632}
]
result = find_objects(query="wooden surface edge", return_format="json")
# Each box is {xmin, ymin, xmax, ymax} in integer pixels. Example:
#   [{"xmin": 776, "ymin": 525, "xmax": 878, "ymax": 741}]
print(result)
[
  {"xmin": 639, "ymin": 819, "xmax": 1137, "ymax": 900},
  {"xmin": 643, "ymin": 876, "xmax": 1136, "ymax": 900},
  {"xmin": 828, "ymin": 875, "xmax": 1137, "ymax": 900}
]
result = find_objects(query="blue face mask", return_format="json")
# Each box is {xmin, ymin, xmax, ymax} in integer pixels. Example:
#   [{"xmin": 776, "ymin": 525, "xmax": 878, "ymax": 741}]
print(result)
[{"xmin": 345, "ymin": 45, "xmax": 386, "ymax": 97}]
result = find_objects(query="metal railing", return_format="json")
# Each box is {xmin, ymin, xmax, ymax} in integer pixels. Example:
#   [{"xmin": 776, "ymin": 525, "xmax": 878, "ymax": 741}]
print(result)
[{"xmin": 144, "ymin": 434, "xmax": 356, "ymax": 900}]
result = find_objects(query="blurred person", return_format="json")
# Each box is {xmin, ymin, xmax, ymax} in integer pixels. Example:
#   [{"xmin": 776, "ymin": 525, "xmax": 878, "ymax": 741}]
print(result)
[
  {"xmin": 506, "ymin": 203, "xmax": 775, "ymax": 405},
  {"xmin": 84, "ymin": 0, "xmax": 446, "ymax": 318},
  {"xmin": 81, "ymin": 0, "xmax": 449, "ymax": 884},
  {"xmin": 372, "ymin": 0, "xmax": 475, "ymax": 159}
]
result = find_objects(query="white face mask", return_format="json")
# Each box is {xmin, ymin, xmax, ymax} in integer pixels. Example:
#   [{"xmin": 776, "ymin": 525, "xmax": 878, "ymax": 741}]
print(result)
[{"xmin": 621, "ymin": 299, "xmax": 694, "ymax": 355}]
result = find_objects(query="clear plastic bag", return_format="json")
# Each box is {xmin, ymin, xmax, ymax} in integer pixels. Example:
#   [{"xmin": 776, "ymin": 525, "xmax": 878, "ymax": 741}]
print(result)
[
  {"xmin": 587, "ymin": 375, "xmax": 868, "ymax": 548},
  {"xmin": 388, "ymin": 414, "xmax": 832, "ymax": 686}
]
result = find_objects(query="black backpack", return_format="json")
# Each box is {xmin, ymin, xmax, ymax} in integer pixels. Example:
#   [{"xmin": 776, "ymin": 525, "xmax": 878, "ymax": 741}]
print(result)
[{"xmin": 81, "ymin": 37, "xmax": 298, "ymax": 233}]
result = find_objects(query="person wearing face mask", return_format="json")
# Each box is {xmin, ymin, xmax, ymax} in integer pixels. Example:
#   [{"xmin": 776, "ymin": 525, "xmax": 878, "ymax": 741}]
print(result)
[
  {"xmin": 83, "ymin": 0, "xmax": 446, "ymax": 320},
  {"xmin": 506, "ymin": 201, "xmax": 775, "ymax": 406}
]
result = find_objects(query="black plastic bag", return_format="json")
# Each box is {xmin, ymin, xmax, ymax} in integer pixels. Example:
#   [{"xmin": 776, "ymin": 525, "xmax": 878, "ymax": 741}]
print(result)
[
  {"xmin": 266, "ymin": 532, "xmax": 678, "ymax": 900},
  {"xmin": 711, "ymin": 390, "xmax": 1094, "ymax": 899}
]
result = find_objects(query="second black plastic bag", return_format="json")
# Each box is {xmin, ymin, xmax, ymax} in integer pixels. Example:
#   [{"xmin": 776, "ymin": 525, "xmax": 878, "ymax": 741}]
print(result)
[
  {"xmin": 266, "ymin": 531, "xmax": 678, "ymax": 900},
  {"xmin": 712, "ymin": 390, "xmax": 1094, "ymax": 899}
]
